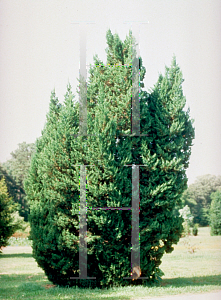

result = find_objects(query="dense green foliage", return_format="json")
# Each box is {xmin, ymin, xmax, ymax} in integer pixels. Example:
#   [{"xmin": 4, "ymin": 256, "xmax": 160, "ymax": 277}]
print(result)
[
  {"xmin": 0, "ymin": 164, "xmax": 22, "ymax": 211},
  {"xmin": 192, "ymin": 224, "xmax": 198, "ymax": 236},
  {"xmin": 2, "ymin": 142, "xmax": 35, "ymax": 221},
  {"xmin": 24, "ymin": 30, "xmax": 195, "ymax": 288},
  {"xmin": 181, "ymin": 174, "xmax": 221, "ymax": 226},
  {"xmin": 3, "ymin": 142, "xmax": 35, "ymax": 185},
  {"xmin": 0, "ymin": 177, "xmax": 25, "ymax": 250},
  {"xmin": 209, "ymin": 189, "xmax": 221, "ymax": 235}
]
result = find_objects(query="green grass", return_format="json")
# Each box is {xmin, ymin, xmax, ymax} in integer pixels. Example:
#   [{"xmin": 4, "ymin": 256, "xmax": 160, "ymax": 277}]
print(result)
[{"xmin": 0, "ymin": 227, "xmax": 221, "ymax": 299}]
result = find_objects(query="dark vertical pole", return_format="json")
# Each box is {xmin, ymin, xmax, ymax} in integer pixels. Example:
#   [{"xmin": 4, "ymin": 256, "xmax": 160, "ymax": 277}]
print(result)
[
  {"xmin": 131, "ymin": 165, "xmax": 140, "ymax": 271},
  {"xmin": 79, "ymin": 164, "xmax": 87, "ymax": 278}
]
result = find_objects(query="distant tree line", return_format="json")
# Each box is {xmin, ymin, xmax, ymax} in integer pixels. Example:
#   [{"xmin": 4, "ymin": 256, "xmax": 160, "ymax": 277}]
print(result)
[
  {"xmin": 181, "ymin": 174, "xmax": 221, "ymax": 226},
  {"xmin": 0, "ymin": 143, "xmax": 220, "ymax": 230},
  {"xmin": 0, "ymin": 142, "xmax": 35, "ymax": 221}
]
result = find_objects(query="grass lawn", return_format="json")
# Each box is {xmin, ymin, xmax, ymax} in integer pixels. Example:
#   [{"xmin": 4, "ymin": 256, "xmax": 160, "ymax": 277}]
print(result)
[{"xmin": 0, "ymin": 227, "xmax": 221, "ymax": 299}]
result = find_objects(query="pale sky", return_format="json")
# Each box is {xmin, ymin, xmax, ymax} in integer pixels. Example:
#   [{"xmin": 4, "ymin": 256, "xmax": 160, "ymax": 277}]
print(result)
[{"xmin": 0, "ymin": 0, "xmax": 221, "ymax": 185}]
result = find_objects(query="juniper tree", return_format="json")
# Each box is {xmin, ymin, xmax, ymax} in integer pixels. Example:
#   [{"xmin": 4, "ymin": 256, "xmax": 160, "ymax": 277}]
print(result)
[
  {"xmin": 25, "ymin": 30, "xmax": 194, "ymax": 288},
  {"xmin": 25, "ymin": 86, "xmax": 87, "ymax": 285},
  {"xmin": 83, "ymin": 32, "xmax": 194, "ymax": 286}
]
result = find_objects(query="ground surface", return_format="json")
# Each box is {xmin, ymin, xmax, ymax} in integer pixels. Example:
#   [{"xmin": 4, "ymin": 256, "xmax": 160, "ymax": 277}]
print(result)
[
  {"xmin": 0, "ymin": 227, "xmax": 221, "ymax": 299},
  {"xmin": 132, "ymin": 290, "xmax": 221, "ymax": 300}
]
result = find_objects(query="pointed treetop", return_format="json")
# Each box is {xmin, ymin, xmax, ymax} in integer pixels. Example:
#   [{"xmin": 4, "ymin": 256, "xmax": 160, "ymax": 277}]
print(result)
[
  {"xmin": 105, "ymin": 29, "xmax": 124, "ymax": 65},
  {"xmin": 64, "ymin": 83, "xmax": 75, "ymax": 107}
]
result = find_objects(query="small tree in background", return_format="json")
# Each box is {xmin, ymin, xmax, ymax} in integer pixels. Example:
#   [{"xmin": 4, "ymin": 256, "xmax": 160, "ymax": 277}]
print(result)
[
  {"xmin": 3, "ymin": 142, "xmax": 35, "ymax": 186},
  {"xmin": 179, "ymin": 205, "xmax": 194, "ymax": 236},
  {"xmin": 192, "ymin": 224, "xmax": 198, "ymax": 236},
  {"xmin": 0, "ymin": 164, "xmax": 22, "ymax": 215},
  {"xmin": 209, "ymin": 189, "xmax": 221, "ymax": 236},
  {"xmin": 2, "ymin": 142, "xmax": 35, "ymax": 221},
  {"xmin": 0, "ymin": 177, "xmax": 25, "ymax": 251}
]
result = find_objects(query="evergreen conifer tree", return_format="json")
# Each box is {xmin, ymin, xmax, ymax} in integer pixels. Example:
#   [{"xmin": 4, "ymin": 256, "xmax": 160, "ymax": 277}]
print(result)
[
  {"xmin": 209, "ymin": 189, "xmax": 221, "ymax": 235},
  {"xmin": 25, "ymin": 86, "xmax": 88, "ymax": 286},
  {"xmin": 25, "ymin": 30, "xmax": 195, "ymax": 288}
]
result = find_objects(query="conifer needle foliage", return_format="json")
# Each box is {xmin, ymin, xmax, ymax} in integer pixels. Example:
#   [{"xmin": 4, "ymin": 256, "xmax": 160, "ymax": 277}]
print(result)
[{"xmin": 24, "ymin": 30, "xmax": 195, "ymax": 288}]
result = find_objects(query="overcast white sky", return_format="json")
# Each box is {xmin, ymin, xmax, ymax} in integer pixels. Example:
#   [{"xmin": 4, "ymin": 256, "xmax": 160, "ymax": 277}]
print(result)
[{"xmin": 0, "ymin": 0, "xmax": 221, "ymax": 185}]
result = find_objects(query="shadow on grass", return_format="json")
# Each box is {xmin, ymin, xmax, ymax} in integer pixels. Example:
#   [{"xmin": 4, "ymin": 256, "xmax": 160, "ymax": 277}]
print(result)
[
  {"xmin": 0, "ymin": 274, "xmax": 48, "ymax": 297},
  {"xmin": 1, "ymin": 273, "xmax": 221, "ymax": 290},
  {"xmin": 0, "ymin": 253, "xmax": 32, "ymax": 258},
  {"xmin": 161, "ymin": 275, "xmax": 221, "ymax": 287},
  {"xmin": 0, "ymin": 274, "xmax": 221, "ymax": 300}
]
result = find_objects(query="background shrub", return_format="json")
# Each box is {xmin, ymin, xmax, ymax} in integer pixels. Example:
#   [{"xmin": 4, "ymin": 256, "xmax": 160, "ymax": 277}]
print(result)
[
  {"xmin": 0, "ymin": 177, "xmax": 25, "ymax": 251},
  {"xmin": 209, "ymin": 189, "xmax": 221, "ymax": 236},
  {"xmin": 192, "ymin": 224, "xmax": 198, "ymax": 236}
]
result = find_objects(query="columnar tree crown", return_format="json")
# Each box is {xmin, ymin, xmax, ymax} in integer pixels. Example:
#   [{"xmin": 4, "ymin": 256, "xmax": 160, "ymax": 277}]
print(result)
[{"xmin": 24, "ymin": 29, "xmax": 195, "ymax": 288}]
